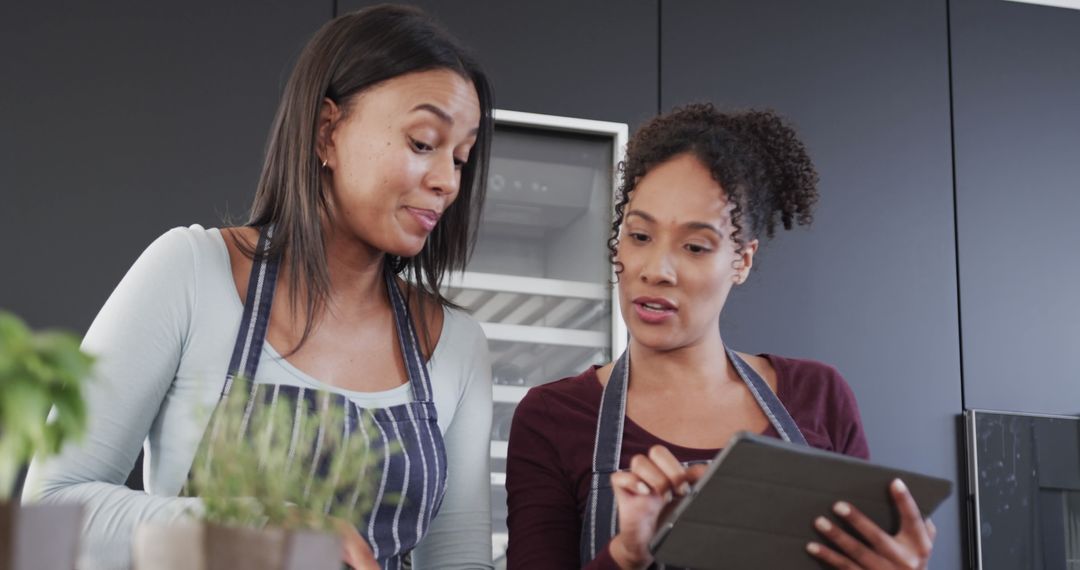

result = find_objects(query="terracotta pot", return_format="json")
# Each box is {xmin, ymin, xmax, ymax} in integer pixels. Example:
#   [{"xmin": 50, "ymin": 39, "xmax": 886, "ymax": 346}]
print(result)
[
  {"xmin": 0, "ymin": 501, "xmax": 81, "ymax": 570},
  {"xmin": 133, "ymin": 520, "xmax": 341, "ymax": 570}
]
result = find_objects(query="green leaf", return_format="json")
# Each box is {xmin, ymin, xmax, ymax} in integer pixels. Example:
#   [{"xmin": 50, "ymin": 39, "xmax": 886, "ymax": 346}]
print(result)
[{"xmin": 0, "ymin": 310, "xmax": 92, "ymax": 470}]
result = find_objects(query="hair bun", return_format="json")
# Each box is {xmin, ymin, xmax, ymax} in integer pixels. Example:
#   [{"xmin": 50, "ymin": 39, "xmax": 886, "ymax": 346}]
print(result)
[{"xmin": 721, "ymin": 110, "xmax": 819, "ymax": 237}]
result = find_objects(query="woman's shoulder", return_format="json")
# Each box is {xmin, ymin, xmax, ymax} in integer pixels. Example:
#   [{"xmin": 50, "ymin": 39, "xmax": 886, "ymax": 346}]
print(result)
[
  {"xmin": 508, "ymin": 368, "xmax": 604, "ymax": 453},
  {"xmin": 516, "ymin": 367, "xmax": 603, "ymax": 420},
  {"xmin": 765, "ymin": 354, "xmax": 869, "ymax": 459},
  {"xmin": 439, "ymin": 305, "xmax": 485, "ymax": 345},
  {"xmin": 84, "ymin": 224, "xmax": 232, "ymax": 361},
  {"xmin": 125, "ymin": 225, "xmax": 238, "ymax": 334},
  {"xmin": 154, "ymin": 223, "xmax": 223, "ymax": 247},
  {"xmin": 123, "ymin": 224, "xmax": 224, "ymax": 284},
  {"xmin": 425, "ymin": 306, "xmax": 489, "ymax": 389},
  {"xmin": 138, "ymin": 224, "xmax": 228, "ymax": 270},
  {"xmin": 767, "ymin": 354, "xmax": 854, "ymax": 396},
  {"xmin": 430, "ymin": 306, "xmax": 488, "ymax": 368},
  {"xmin": 766, "ymin": 353, "xmax": 863, "ymax": 430}
]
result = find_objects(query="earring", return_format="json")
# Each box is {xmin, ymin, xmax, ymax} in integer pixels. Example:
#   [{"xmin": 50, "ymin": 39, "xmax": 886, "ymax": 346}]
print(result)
[{"xmin": 321, "ymin": 158, "xmax": 328, "ymax": 168}]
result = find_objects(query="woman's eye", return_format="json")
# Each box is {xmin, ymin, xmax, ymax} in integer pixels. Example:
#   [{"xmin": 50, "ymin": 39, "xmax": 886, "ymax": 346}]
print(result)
[
  {"xmin": 453, "ymin": 157, "xmax": 466, "ymax": 170},
  {"xmin": 629, "ymin": 232, "xmax": 650, "ymax": 243},
  {"xmin": 685, "ymin": 243, "xmax": 710, "ymax": 254},
  {"xmin": 410, "ymin": 138, "xmax": 434, "ymax": 152}
]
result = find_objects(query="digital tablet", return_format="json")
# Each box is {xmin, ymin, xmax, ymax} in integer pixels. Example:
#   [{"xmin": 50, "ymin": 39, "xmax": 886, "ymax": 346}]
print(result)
[{"xmin": 648, "ymin": 432, "xmax": 953, "ymax": 569}]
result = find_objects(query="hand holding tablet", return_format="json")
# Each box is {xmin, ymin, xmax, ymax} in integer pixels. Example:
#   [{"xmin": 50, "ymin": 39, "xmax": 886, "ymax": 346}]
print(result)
[{"xmin": 610, "ymin": 433, "xmax": 952, "ymax": 570}]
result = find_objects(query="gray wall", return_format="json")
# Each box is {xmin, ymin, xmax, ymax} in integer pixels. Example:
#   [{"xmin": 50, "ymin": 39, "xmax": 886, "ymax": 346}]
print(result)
[{"xmin": 5, "ymin": 1, "xmax": 1080, "ymax": 568}]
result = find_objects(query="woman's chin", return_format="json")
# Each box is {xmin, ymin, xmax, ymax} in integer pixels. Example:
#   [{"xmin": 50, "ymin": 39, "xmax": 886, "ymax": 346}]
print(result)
[
  {"xmin": 366, "ymin": 226, "xmax": 424, "ymax": 258},
  {"xmin": 627, "ymin": 329, "xmax": 683, "ymax": 353},
  {"xmin": 383, "ymin": 238, "xmax": 427, "ymax": 260}
]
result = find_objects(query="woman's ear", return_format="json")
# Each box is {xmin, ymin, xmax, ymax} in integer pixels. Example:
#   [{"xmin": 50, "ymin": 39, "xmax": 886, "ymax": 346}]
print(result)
[
  {"xmin": 316, "ymin": 97, "xmax": 342, "ymax": 168},
  {"xmin": 734, "ymin": 239, "xmax": 759, "ymax": 284}
]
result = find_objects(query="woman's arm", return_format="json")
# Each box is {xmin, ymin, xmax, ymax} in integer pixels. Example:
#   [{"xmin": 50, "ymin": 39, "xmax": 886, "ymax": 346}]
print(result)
[
  {"xmin": 822, "ymin": 366, "xmax": 870, "ymax": 460},
  {"xmin": 505, "ymin": 388, "xmax": 593, "ymax": 569},
  {"xmin": 22, "ymin": 228, "xmax": 205, "ymax": 570},
  {"xmin": 411, "ymin": 314, "xmax": 494, "ymax": 569}
]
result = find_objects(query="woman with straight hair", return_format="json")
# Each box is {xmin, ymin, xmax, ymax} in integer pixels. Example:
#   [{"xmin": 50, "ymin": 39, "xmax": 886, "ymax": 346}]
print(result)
[
  {"xmin": 506, "ymin": 103, "xmax": 938, "ymax": 569},
  {"xmin": 24, "ymin": 5, "xmax": 495, "ymax": 569}
]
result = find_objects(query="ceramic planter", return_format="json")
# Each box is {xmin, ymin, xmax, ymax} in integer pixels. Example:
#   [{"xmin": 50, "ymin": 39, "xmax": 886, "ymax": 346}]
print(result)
[
  {"xmin": 133, "ymin": 520, "xmax": 341, "ymax": 570},
  {"xmin": 0, "ymin": 501, "xmax": 81, "ymax": 570}
]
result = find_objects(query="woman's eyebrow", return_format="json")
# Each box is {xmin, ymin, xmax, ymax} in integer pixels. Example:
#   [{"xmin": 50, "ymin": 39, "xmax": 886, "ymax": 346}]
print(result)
[
  {"xmin": 626, "ymin": 210, "xmax": 722, "ymax": 236},
  {"xmin": 625, "ymin": 209, "xmax": 655, "ymax": 223},
  {"xmin": 683, "ymin": 221, "xmax": 723, "ymax": 236},
  {"xmin": 410, "ymin": 103, "xmax": 480, "ymax": 136}
]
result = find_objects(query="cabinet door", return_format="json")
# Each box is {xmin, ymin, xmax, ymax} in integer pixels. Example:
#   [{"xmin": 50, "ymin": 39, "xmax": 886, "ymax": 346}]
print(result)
[
  {"xmin": 662, "ymin": 1, "xmax": 962, "ymax": 568},
  {"xmin": 337, "ymin": 0, "xmax": 660, "ymax": 127},
  {"xmin": 951, "ymin": 0, "xmax": 1080, "ymax": 415},
  {"xmin": 0, "ymin": 0, "xmax": 328, "ymax": 332},
  {"xmin": 0, "ymin": 0, "xmax": 329, "ymax": 494}
]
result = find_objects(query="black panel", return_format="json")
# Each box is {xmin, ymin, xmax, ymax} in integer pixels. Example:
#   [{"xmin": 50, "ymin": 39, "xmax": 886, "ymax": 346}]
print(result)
[
  {"xmin": 969, "ymin": 411, "xmax": 1080, "ymax": 570},
  {"xmin": 338, "ymin": 0, "xmax": 659, "ymax": 128},
  {"xmin": 950, "ymin": 0, "xmax": 1080, "ymax": 415},
  {"xmin": 0, "ymin": 1, "xmax": 330, "ymax": 332},
  {"xmin": 662, "ymin": 1, "xmax": 962, "ymax": 568}
]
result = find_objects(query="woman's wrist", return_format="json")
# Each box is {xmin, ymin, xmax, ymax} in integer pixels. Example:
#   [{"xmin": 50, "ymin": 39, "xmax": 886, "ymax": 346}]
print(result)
[{"xmin": 608, "ymin": 533, "xmax": 651, "ymax": 570}]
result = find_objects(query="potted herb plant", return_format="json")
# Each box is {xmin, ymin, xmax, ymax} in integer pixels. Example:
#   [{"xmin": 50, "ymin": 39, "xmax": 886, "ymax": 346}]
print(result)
[
  {"xmin": 0, "ymin": 310, "xmax": 93, "ymax": 570},
  {"xmin": 133, "ymin": 378, "xmax": 386, "ymax": 570}
]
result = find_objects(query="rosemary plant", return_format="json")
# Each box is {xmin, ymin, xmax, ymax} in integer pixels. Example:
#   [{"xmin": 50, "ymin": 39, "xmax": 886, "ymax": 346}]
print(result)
[{"xmin": 186, "ymin": 378, "xmax": 389, "ymax": 533}]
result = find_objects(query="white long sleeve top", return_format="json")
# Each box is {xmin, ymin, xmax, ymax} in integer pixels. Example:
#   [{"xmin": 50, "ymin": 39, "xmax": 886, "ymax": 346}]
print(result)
[{"xmin": 23, "ymin": 225, "xmax": 494, "ymax": 570}]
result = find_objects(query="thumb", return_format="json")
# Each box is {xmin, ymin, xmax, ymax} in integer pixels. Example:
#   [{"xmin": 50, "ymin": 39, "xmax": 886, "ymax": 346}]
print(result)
[{"xmin": 686, "ymin": 464, "xmax": 709, "ymax": 484}]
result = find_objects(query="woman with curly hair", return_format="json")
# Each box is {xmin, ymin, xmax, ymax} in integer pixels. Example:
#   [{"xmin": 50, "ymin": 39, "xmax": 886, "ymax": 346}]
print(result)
[{"xmin": 504, "ymin": 104, "xmax": 937, "ymax": 569}]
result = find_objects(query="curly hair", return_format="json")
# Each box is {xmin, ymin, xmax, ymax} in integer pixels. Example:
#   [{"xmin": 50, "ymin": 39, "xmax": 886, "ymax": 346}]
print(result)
[{"xmin": 609, "ymin": 103, "xmax": 819, "ymax": 273}]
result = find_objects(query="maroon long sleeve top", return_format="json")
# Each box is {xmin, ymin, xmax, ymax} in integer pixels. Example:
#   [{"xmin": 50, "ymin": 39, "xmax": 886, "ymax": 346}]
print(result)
[{"xmin": 505, "ymin": 354, "xmax": 870, "ymax": 569}]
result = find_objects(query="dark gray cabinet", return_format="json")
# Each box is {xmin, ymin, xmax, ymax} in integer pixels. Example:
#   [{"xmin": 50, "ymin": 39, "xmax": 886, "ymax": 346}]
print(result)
[
  {"xmin": 338, "ymin": 0, "xmax": 660, "ymax": 128},
  {"xmin": 0, "ymin": 0, "xmax": 329, "ymax": 496},
  {"xmin": 951, "ymin": 0, "xmax": 1080, "ymax": 415},
  {"xmin": 0, "ymin": 0, "xmax": 329, "ymax": 331}
]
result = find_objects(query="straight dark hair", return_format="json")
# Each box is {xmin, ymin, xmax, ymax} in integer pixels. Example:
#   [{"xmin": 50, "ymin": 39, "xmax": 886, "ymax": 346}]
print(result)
[{"xmin": 242, "ymin": 4, "xmax": 493, "ymax": 352}]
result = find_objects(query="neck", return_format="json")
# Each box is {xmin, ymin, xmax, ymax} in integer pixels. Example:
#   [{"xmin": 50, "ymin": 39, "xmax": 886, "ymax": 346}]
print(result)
[
  {"xmin": 625, "ymin": 326, "xmax": 738, "ymax": 393},
  {"xmin": 319, "ymin": 222, "xmax": 390, "ymax": 316}
]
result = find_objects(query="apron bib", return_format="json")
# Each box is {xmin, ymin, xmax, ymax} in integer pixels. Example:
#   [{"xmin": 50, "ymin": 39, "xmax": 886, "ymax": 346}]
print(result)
[
  {"xmin": 579, "ymin": 347, "xmax": 807, "ymax": 569},
  {"xmin": 190, "ymin": 226, "xmax": 447, "ymax": 570}
]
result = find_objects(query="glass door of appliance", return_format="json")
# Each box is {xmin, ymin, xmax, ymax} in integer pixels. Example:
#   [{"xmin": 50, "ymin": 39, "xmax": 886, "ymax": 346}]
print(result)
[{"xmin": 441, "ymin": 110, "xmax": 627, "ymax": 565}]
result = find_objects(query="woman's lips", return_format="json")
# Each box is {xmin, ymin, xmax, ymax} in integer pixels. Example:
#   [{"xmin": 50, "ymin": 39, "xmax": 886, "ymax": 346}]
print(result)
[
  {"xmin": 632, "ymin": 298, "xmax": 677, "ymax": 324},
  {"xmin": 406, "ymin": 207, "xmax": 440, "ymax": 232}
]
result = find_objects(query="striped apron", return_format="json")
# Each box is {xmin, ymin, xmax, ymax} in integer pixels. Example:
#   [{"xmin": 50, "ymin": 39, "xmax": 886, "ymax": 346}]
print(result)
[
  {"xmin": 193, "ymin": 225, "xmax": 447, "ymax": 570},
  {"xmin": 579, "ymin": 347, "xmax": 807, "ymax": 568}
]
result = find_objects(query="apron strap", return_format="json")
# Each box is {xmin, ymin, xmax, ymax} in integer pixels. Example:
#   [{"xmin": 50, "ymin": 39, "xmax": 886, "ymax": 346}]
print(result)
[
  {"xmin": 203, "ymin": 225, "xmax": 279, "ymax": 469},
  {"xmin": 384, "ymin": 269, "xmax": 436, "ymax": 405},
  {"xmin": 223, "ymin": 224, "xmax": 279, "ymax": 397},
  {"xmin": 581, "ymin": 350, "xmax": 629, "ymax": 563},
  {"xmin": 593, "ymin": 350, "xmax": 630, "ymax": 473},
  {"xmin": 726, "ymin": 348, "xmax": 808, "ymax": 446}
]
